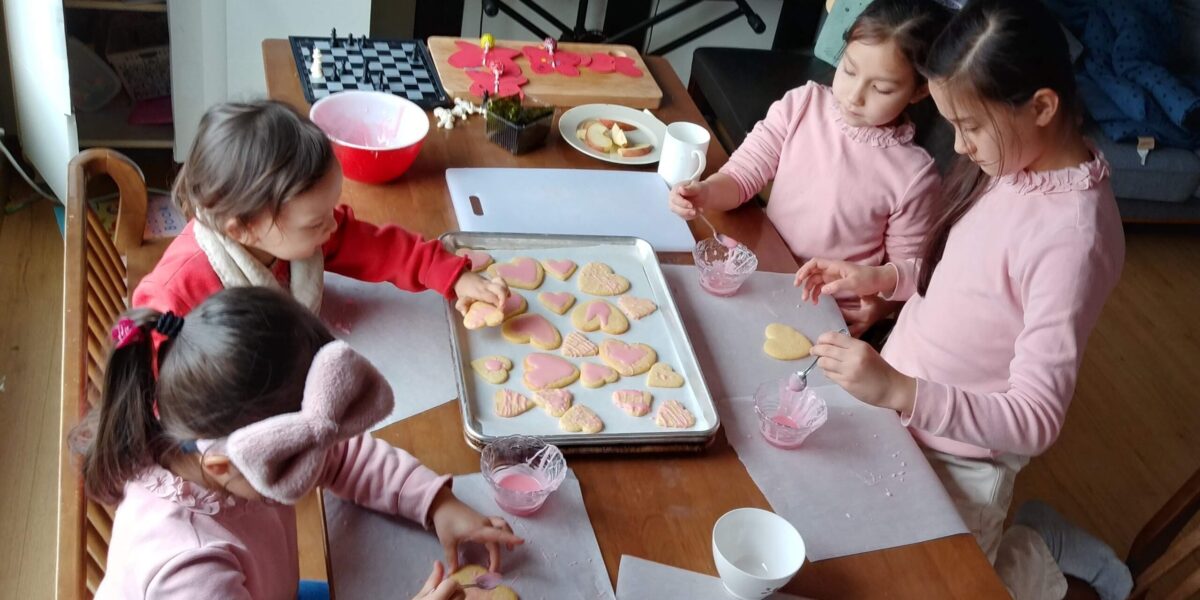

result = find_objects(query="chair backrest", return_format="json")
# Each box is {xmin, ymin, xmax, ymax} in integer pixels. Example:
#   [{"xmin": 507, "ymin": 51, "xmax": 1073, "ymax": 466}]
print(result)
[
  {"xmin": 58, "ymin": 149, "xmax": 145, "ymax": 599},
  {"xmin": 1127, "ymin": 465, "xmax": 1200, "ymax": 600}
]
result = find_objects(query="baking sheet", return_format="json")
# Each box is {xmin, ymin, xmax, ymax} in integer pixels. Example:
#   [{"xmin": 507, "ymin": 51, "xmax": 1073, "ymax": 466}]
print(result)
[{"xmin": 441, "ymin": 233, "xmax": 718, "ymax": 448}]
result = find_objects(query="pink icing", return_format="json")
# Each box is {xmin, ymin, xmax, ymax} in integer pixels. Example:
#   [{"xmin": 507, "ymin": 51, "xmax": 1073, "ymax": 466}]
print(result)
[
  {"xmin": 509, "ymin": 314, "xmax": 557, "ymax": 345},
  {"xmin": 462, "ymin": 250, "xmax": 493, "ymax": 269},
  {"xmin": 545, "ymin": 259, "xmax": 575, "ymax": 276},
  {"xmin": 657, "ymin": 400, "xmax": 693, "ymax": 427},
  {"xmin": 502, "ymin": 293, "xmax": 525, "ymax": 315},
  {"xmin": 485, "ymin": 359, "xmax": 503, "ymax": 371},
  {"xmin": 582, "ymin": 362, "xmax": 614, "ymax": 382},
  {"xmin": 719, "ymin": 235, "xmax": 740, "ymax": 249},
  {"xmin": 541, "ymin": 292, "xmax": 573, "ymax": 309},
  {"xmin": 525, "ymin": 353, "xmax": 576, "ymax": 388},
  {"xmin": 606, "ymin": 342, "xmax": 647, "ymax": 366},
  {"xmin": 497, "ymin": 390, "xmax": 528, "ymax": 416},
  {"xmin": 585, "ymin": 301, "xmax": 612, "ymax": 326},
  {"xmin": 496, "ymin": 258, "xmax": 538, "ymax": 283},
  {"xmin": 538, "ymin": 389, "xmax": 571, "ymax": 412},
  {"xmin": 498, "ymin": 472, "xmax": 544, "ymax": 492},
  {"xmin": 613, "ymin": 390, "xmax": 649, "ymax": 413}
]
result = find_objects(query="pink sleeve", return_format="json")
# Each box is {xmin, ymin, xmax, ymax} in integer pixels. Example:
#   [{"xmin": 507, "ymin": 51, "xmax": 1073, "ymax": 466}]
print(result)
[
  {"xmin": 718, "ymin": 84, "xmax": 817, "ymax": 204},
  {"xmin": 146, "ymin": 547, "xmax": 253, "ymax": 599},
  {"xmin": 883, "ymin": 259, "xmax": 921, "ymax": 302},
  {"xmin": 322, "ymin": 205, "xmax": 469, "ymax": 298},
  {"xmin": 320, "ymin": 434, "xmax": 452, "ymax": 526},
  {"xmin": 884, "ymin": 161, "xmax": 940, "ymax": 262},
  {"xmin": 900, "ymin": 228, "xmax": 1123, "ymax": 456}
]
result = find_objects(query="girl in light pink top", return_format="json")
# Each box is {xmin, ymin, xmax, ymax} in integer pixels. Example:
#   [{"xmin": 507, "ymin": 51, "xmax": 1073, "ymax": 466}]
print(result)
[
  {"xmin": 797, "ymin": 1, "xmax": 1125, "ymax": 597},
  {"xmin": 81, "ymin": 287, "xmax": 523, "ymax": 600},
  {"xmin": 670, "ymin": 0, "xmax": 951, "ymax": 335}
]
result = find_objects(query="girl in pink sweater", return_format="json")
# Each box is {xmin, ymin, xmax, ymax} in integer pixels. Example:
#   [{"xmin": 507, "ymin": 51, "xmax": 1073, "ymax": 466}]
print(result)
[
  {"xmin": 798, "ymin": 1, "xmax": 1125, "ymax": 597},
  {"xmin": 670, "ymin": 0, "xmax": 951, "ymax": 335},
  {"xmin": 82, "ymin": 287, "xmax": 523, "ymax": 599}
]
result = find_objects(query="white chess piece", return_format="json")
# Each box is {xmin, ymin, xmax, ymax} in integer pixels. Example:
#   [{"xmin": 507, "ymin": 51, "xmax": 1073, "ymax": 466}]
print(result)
[{"xmin": 310, "ymin": 48, "xmax": 324, "ymax": 81}]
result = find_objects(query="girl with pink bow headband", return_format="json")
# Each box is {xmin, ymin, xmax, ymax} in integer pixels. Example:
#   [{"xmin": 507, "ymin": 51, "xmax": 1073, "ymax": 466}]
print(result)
[{"xmin": 80, "ymin": 287, "xmax": 522, "ymax": 600}]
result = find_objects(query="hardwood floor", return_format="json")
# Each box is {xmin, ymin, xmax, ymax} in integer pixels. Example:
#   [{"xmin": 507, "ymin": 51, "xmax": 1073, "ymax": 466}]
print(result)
[{"xmin": 1, "ymin": 188, "xmax": 1196, "ymax": 596}]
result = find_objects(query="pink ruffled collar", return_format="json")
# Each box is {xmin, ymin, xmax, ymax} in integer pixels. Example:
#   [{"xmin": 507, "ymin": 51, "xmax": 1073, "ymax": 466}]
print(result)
[
  {"xmin": 998, "ymin": 150, "xmax": 1110, "ymax": 194},
  {"xmin": 833, "ymin": 109, "xmax": 916, "ymax": 147},
  {"xmin": 136, "ymin": 465, "xmax": 266, "ymax": 515}
]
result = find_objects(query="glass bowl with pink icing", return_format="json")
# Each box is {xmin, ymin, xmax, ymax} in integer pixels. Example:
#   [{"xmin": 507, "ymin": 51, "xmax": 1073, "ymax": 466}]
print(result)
[
  {"xmin": 480, "ymin": 435, "xmax": 567, "ymax": 516},
  {"xmin": 753, "ymin": 381, "xmax": 828, "ymax": 449},
  {"xmin": 692, "ymin": 237, "xmax": 758, "ymax": 297}
]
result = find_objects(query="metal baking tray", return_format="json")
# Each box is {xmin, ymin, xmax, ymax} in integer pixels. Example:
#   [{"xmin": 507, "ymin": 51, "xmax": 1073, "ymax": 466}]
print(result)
[{"xmin": 440, "ymin": 232, "xmax": 719, "ymax": 452}]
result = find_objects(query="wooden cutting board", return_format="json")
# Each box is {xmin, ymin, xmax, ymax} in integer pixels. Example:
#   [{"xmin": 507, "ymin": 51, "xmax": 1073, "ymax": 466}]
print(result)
[{"xmin": 427, "ymin": 36, "xmax": 663, "ymax": 109}]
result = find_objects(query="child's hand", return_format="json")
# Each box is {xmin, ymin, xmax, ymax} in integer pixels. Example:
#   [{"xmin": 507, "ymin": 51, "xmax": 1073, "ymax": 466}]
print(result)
[
  {"xmin": 430, "ymin": 488, "xmax": 525, "ymax": 573},
  {"xmin": 454, "ymin": 272, "xmax": 509, "ymax": 316},
  {"xmin": 795, "ymin": 259, "xmax": 895, "ymax": 304},
  {"xmin": 668, "ymin": 180, "xmax": 708, "ymax": 219},
  {"xmin": 841, "ymin": 296, "xmax": 900, "ymax": 338},
  {"xmin": 412, "ymin": 561, "xmax": 462, "ymax": 600},
  {"xmin": 809, "ymin": 331, "xmax": 915, "ymax": 414}
]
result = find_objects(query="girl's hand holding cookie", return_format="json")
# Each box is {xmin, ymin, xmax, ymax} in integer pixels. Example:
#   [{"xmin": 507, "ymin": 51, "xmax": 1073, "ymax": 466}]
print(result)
[
  {"xmin": 809, "ymin": 331, "xmax": 915, "ymax": 414},
  {"xmin": 412, "ymin": 561, "xmax": 463, "ymax": 600},
  {"xmin": 429, "ymin": 488, "xmax": 525, "ymax": 573},
  {"xmin": 795, "ymin": 259, "xmax": 896, "ymax": 304},
  {"xmin": 454, "ymin": 272, "xmax": 510, "ymax": 316}
]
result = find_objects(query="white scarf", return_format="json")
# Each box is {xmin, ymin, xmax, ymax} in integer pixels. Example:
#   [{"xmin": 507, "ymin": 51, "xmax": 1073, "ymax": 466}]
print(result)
[{"xmin": 192, "ymin": 222, "xmax": 324, "ymax": 313}]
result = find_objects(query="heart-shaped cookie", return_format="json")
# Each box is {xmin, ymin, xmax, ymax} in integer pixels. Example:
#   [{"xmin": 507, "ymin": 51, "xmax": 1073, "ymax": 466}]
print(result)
[
  {"xmin": 537, "ymin": 291, "xmax": 576, "ymax": 315},
  {"xmin": 450, "ymin": 565, "xmax": 519, "ymax": 600},
  {"xmin": 654, "ymin": 399, "xmax": 695, "ymax": 429},
  {"xmin": 580, "ymin": 362, "xmax": 620, "ymax": 388},
  {"xmin": 561, "ymin": 331, "xmax": 599, "ymax": 357},
  {"xmin": 541, "ymin": 258, "xmax": 577, "ymax": 281},
  {"xmin": 463, "ymin": 294, "xmax": 527, "ymax": 329},
  {"xmin": 599, "ymin": 339, "xmax": 657, "ymax": 376},
  {"xmin": 559, "ymin": 404, "xmax": 604, "ymax": 433},
  {"xmin": 522, "ymin": 353, "xmax": 580, "ymax": 390},
  {"xmin": 617, "ymin": 295, "xmax": 658, "ymax": 320},
  {"xmin": 455, "ymin": 248, "xmax": 494, "ymax": 272},
  {"xmin": 577, "ymin": 262, "xmax": 630, "ymax": 296},
  {"xmin": 488, "ymin": 257, "xmax": 545, "ymax": 290},
  {"xmin": 646, "ymin": 362, "xmax": 684, "ymax": 388},
  {"xmin": 501, "ymin": 314, "xmax": 562, "ymax": 350},
  {"xmin": 763, "ymin": 323, "xmax": 813, "ymax": 360},
  {"xmin": 612, "ymin": 389, "xmax": 652, "ymax": 416},
  {"xmin": 494, "ymin": 389, "xmax": 533, "ymax": 417},
  {"xmin": 532, "ymin": 389, "xmax": 573, "ymax": 417},
  {"xmin": 570, "ymin": 299, "xmax": 629, "ymax": 334},
  {"xmin": 471, "ymin": 355, "xmax": 512, "ymax": 384}
]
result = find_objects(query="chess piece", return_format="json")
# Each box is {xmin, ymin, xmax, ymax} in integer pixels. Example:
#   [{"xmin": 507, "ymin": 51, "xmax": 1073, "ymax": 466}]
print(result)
[
  {"xmin": 543, "ymin": 37, "xmax": 558, "ymax": 68},
  {"xmin": 330, "ymin": 28, "xmax": 338, "ymax": 47},
  {"xmin": 480, "ymin": 33, "xmax": 495, "ymax": 67},
  {"xmin": 310, "ymin": 47, "xmax": 324, "ymax": 80}
]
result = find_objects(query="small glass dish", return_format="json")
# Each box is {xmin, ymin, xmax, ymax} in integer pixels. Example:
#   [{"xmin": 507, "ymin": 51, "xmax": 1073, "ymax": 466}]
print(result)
[
  {"xmin": 753, "ymin": 381, "xmax": 828, "ymax": 449},
  {"xmin": 693, "ymin": 237, "xmax": 758, "ymax": 297},
  {"xmin": 480, "ymin": 435, "xmax": 567, "ymax": 516}
]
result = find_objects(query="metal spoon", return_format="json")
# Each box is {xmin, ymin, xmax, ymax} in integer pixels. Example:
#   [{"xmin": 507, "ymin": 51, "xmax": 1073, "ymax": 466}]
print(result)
[
  {"xmin": 461, "ymin": 572, "xmax": 502, "ymax": 590},
  {"xmin": 697, "ymin": 212, "xmax": 739, "ymax": 248},
  {"xmin": 786, "ymin": 327, "xmax": 850, "ymax": 391}
]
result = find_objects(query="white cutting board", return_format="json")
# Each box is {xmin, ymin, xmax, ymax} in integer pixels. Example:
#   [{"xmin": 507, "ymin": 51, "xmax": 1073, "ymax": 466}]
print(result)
[{"xmin": 445, "ymin": 168, "xmax": 697, "ymax": 252}]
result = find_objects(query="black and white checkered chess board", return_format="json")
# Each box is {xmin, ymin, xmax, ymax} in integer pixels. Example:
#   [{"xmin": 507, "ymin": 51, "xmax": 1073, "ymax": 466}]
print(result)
[{"xmin": 289, "ymin": 36, "xmax": 449, "ymax": 109}]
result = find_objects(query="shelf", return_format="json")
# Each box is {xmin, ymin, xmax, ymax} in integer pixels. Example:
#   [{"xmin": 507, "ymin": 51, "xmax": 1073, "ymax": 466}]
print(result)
[
  {"xmin": 77, "ymin": 96, "xmax": 173, "ymax": 149},
  {"xmin": 63, "ymin": 0, "xmax": 167, "ymax": 13}
]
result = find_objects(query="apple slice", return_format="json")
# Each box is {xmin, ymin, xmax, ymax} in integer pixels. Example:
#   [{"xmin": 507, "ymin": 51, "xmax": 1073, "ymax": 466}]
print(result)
[
  {"xmin": 617, "ymin": 143, "xmax": 653, "ymax": 157},
  {"xmin": 599, "ymin": 119, "xmax": 638, "ymax": 132},
  {"xmin": 576, "ymin": 119, "xmax": 597, "ymax": 141},
  {"xmin": 610, "ymin": 124, "xmax": 629, "ymax": 148},
  {"xmin": 584, "ymin": 122, "xmax": 614, "ymax": 153}
]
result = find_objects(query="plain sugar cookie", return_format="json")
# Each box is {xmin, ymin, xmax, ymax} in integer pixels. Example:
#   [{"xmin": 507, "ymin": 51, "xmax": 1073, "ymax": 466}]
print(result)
[
  {"xmin": 559, "ymin": 405, "xmax": 604, "ymax": 433},
  {"xmin": 763, "ymin": 323, "xmax": 813, "ymax": 360}
]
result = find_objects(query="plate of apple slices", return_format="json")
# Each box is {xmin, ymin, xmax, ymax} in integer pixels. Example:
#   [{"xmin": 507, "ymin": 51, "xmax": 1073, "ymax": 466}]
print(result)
[{"xmin": 558, "ymin": 103, "xmax": 667, "ymax": 165}]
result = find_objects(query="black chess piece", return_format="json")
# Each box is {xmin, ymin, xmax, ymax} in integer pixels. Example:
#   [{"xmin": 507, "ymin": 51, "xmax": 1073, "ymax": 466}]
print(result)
[{"xmin": 330, "ymin": 28, "xmax": 337, "ymax": 47}]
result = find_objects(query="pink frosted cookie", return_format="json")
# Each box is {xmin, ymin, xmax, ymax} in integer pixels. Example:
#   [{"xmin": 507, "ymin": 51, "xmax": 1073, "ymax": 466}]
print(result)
[
  {"xmin": 617, "ymin": 295, "xmax": 658, "ymax": 320},
  {"xmin": 463, "ymin": 294, "xmax": 527, "ymax": 329},
  {"xmin": 499, "ymin": 293, "xmax": 529, "ymax": 321},
  {"xmin": 541, "ymin": 258, "xmax": 577, "ymax": 281},
  {"xmin": 488, "ymin": 257, "xmax": 545, "ymax": 290},
  {"xmin": 580, "ymin": 362, "xmax": 620, "ymax": 388},
  {"xmin": 577, "ymin": 262, "xmax": 630, "ymax": 296},
  {"xmin": 494, "ymin": 389, "xmax": 533, "ymax": 417},
  {"xmin": 501, "ymin": 314, "xmax": 562, "ymax": 350},
  {"xmin": 537, "ymin": 291, "xmax": 576, "ymax": 315},
  {"xmin": 646, "ymin": 362, "xmax": 684, "ymax": 388},
  {"xmin": 559, "ymin": 405, "xmax": 604, "ymax": 434},
  {"xmin": 522, "ymin": 353, "xmax": 580, "ymax": 390},
  {"xmin": 599, "ymin": 339, "xmax": 657, "ymax": 376},
  {"xmin": 455, "ymin": 248, "xmax": 494, "ymax": 272},
  {"xmin": 570, "ymin": 299, "xmax": 629, "ymax": 335},
  {"xmin": 654, "ymin": 399, "xmax": 695, "ymax": 429},
  {"xmin": 561, "ymin": 331, "xmax": 599, "ymax": 357},
  {"xmin": 612, "ymin": 389, "xmax": 652, "ymax": 417},
  {"xmin": 532, "ymin": 389, "xmax": 573, "ymax": 417},
  {"xmin": 471, "ymin": 355, "xmax": 512, "ymax": 384}
]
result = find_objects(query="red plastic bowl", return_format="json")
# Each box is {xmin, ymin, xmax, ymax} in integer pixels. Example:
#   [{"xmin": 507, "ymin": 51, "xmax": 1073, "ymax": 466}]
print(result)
[{"xmin": 309, "ymin": 91, "xmax": 430, "ymax": 184}]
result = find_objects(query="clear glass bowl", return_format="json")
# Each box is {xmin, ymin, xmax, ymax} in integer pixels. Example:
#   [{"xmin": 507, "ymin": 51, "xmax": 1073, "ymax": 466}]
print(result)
[
  {"xmin": 692, "ymin": 237, "xmax": 758, "ymax": 297},
  {"xmin": 480, "ymin": 435, "xmax": 567, "ymax": 516},
  {"xmin": 753, "ymin": 380, "xmax": 828, "ymax": 449}
]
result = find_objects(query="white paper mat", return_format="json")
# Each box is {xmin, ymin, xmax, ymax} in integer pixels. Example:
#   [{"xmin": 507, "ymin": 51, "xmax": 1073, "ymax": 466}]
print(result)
[
  {"xmin": 320, "ymin": 273, "xmax": 458, "ymax": 429},
  {"xmin": 662, "ymin": 266, "xmax": 847, "ymax": 400},
  {"xmin": 616, "ymin": 556, "xmax": 810, "ymax": 600},
  {"xmin": 720, "ymin": 387, "xmax": 968, "ymax": 561},
  {"xmin": 324, "ymin": 471, "xmax": 615, "ymax": 600}
]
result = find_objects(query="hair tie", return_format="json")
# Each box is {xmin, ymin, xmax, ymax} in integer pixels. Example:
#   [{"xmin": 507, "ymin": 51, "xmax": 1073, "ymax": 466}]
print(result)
[
  {"xmin": 155, "ymin": 312, "xmax": 185, "ymax": 338},
  {"xmin": 110, "ymin": 318, "xmax": 144, "ymax": 349}
]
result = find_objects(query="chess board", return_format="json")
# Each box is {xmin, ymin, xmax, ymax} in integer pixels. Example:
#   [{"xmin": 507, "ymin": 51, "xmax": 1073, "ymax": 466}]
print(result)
[{"xmin": 288, "ymin": 36, "xmax": 449, "ymax": 109}]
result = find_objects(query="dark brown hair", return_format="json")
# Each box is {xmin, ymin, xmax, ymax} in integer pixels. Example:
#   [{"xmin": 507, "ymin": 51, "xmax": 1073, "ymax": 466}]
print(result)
[
  {"xmin": 173, "ymin": 100, "xmax": 333, "ymax": 231},
  {"xmin": 81, "ymin": 287, "xmax": 334, "ymax": 504},
  {"xmin": 915, "ymin": 0, "xmax": 1081, "ymax": 295},
  {"xmin": 844, "ymin": 0, "xmax": 953, "ymax": 87}
]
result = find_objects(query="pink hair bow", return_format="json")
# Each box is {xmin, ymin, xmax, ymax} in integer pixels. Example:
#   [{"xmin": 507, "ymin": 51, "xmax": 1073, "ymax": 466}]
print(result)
[
  {"xmin": 111, "ymin": 317, "xmax": 143, "ymax": 349},
  {"xmin": 225, "ymin": 340, "xmax": 394, "ymax": 504}
]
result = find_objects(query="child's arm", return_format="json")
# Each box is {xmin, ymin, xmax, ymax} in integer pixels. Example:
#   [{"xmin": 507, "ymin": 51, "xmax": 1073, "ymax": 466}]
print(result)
[
  {"xmin": 717, "ymin": 84, "xmax": 817, "ymax": 206},
  {"xmin": 146, "ymin": 547, "xmax": 252, "ymax": 599},
  {"xmin": 884, "ymin": 162, "xmax": 941, "ymax": 263},
  {"xmin": 322, "ymin": 205, "xmax": 468, "ymax": 298},
  {"xmin": 668, "ymin": 173, "xmax": 743, "ymax": 219},
  {"xmin": 319, "ymin": 433, "xmax": 450, "ymax": 526}
]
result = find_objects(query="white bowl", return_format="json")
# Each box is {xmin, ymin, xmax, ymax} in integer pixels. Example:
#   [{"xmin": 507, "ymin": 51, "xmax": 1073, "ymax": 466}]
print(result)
[{"xmin": 712, "ymin": 508, "xmax": 806, "ymax": 599}]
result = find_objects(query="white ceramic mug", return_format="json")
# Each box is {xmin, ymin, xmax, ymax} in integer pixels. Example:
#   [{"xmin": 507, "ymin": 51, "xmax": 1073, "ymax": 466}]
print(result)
[
  {"xmin": 657, "ymin": 121, "xmax": 711, "ymax": 188},
  {"xmin": 712, "ymin": 508, "xmax": 806, "ymax": 600}
]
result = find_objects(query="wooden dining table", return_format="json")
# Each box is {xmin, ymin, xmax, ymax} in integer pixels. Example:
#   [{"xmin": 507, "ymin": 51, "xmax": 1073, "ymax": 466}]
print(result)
[{"xmin": 263, "ymin": 39, "xmax": 1008, "ymax": 599}]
